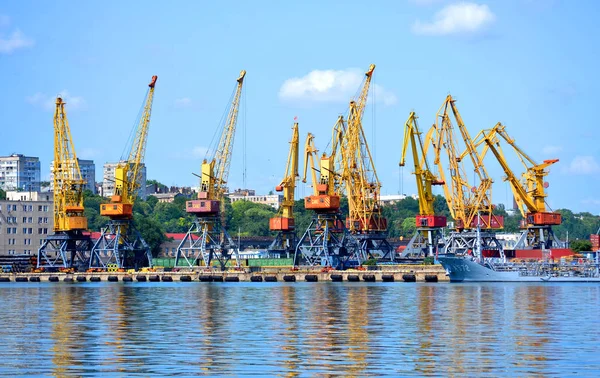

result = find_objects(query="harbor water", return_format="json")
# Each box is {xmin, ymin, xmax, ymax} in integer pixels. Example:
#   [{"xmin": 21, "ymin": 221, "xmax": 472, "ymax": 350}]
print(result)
[{"xmin": 0, "ymin": 282, "xmax": 599, "ymax": 376}]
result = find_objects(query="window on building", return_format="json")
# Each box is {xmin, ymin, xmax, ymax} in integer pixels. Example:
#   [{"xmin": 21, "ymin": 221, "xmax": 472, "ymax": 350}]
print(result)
[
  {"xmin": 28, "ymin": 228, "xmax": 32, "ymax": 234},
  {"xmin": 43, "ymin": 217, "xmax": 48, "ymax": 223},
  {"xmin": 38, "ymin": 228, "xmax": 42, "ymax": 234},
  {"xmin": 38, "ymin": 205, "xmax": 42, "ymax": 211},
  {"xmin": 22, "ymin": 217, "xmax": 26, "ymax": 223},
  {"xmin": 38, "ymin": 217, "xmax": 42, "ymax": 223},
  {"xmin": 28, "ymin": 217, "xmax": 32, "ymax": 223},
  {"xmin": 22, "ymin": 205, "xmax": 27, "ymax": 212},
  {"xmin": 43, "ymin": 228, "xmax": 48, "ymax": 234},
  {"xmin": 28, "ymin": 205, "xmax": 32, "ymax": 211},
  {"xmin": 12, "ymin": 227, "xmax": 16, "ymax": 234},
  {"xmin": 7, "ymin": 228, "xmax": 11, "ymax": 234},
  {"xmin": 43, "ymin": 205, "xmax": 49, "ymax": 212},
  {"xmin": 23, "ymin": 227, "xmax": 27, "ymax": 234},
  {"xmin": 12, "ymin": 205, "xmax": 16, "ymax": 211}
]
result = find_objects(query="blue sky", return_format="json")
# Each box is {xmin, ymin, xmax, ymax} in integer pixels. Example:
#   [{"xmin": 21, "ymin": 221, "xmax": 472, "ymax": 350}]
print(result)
[{"xmin": 1, "ymin": 0, "xmax": 599, "ymax": 212}]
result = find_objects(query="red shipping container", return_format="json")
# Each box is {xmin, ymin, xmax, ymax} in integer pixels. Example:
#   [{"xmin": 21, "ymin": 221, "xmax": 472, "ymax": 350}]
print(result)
[{"xmin": 526, "ymin": 212, "xmax": 562, "ymax": 226}]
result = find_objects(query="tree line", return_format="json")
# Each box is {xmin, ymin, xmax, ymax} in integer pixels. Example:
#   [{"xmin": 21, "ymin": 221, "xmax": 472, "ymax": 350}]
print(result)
[{"xmin": 81, "ymin": 189, "xmax": 600, "ymax": 256}]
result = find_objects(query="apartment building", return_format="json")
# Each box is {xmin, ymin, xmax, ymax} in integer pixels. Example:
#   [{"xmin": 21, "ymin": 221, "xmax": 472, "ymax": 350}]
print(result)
[
  {"xmin": 0, "ymin": 191, "xmax": 53, "ymax": 256},
  {"xmin": 50, "ymin": 158, "xmax": 96, "ymax": 193},
  {"xmin": 102, "ymin": 162, "xmax": 147, "ymax": 199},
  {"xmin": 0, "ymin": 154, "xmax": 41, "ymax": 192}
]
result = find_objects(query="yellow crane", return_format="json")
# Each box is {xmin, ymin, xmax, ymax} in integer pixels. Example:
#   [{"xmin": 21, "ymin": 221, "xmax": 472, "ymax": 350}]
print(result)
[
  {"xmin": 432, "ymin": 95, "xmax": 504, "ymax": 258},
  {"xmin": 399, "ymin": 112, "xmax": 446, "ymax": 257},
  {"xmin": 90, "ymin": 75, "xmax": 157, "ymax": 269},
  {"xmin": 295, "ymin": 121, "xmax": 360, "ymax": 267},
  {"xmin": 479, "ymin": 123, "xmax": 562, "ymax": 250},
  {"xmin": 434, "ymin": 95, "xmax": 502, "ymax": 230},
  {"xmin": 268, "ymin": 122, "xmax": 299, "ymax": 256},
  {"xmin": 340, "ymin": 64, "xmax": 392, "ymax": 260},
  {"xmin": 175, "ymin": 70, "xmax": 245, "ymax": 269},
  {"xmin": 37, "ymin": 97, "xmax": 92, "ymax": 269}
]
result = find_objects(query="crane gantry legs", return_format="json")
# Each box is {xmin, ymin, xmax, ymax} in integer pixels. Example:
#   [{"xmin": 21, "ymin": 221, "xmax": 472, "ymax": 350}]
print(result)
[
  {"xmin": 38, "ymin": 232, "xmax": 91, "ymax": 270},
  {"xmin": 175, "ymin": 216, "xmax": 240, "ymax": 270},
  {"xmin": 294, "ymin": 212, "xmax": 363, "ymax": 268},
  {"xmin": 89, "ymin": 220, "xmax": 151, "ymax": 269}
]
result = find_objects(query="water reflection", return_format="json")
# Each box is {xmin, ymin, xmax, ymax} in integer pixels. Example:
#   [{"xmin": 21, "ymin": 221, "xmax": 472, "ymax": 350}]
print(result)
[{"xmin": 0, "ymin": 282, "xmax": 599, "ymax": 376}]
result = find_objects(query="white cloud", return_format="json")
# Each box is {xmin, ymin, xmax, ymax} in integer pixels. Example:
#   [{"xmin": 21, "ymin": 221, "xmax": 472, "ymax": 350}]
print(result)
[
  {"xmin": 174, "ymin": 97, "xmax": 193, "ymax": 108},
  {"xmin": 279, "ymin": 68, "xmax": 397, "ymax": 105},
  {"xmin": 412, "ymin": 2, "xmax": 495, "ymax": 36},
  {"xmin": 0, "ymin": 29, "xmax": 34, "ymax": 54},
  {"xmin": 581, "ymin": 198, "xmax": 600, "ymax": 206},
  {"xmin": 562, "ymin": 156, "xmax": 600, "ymax": 175},
  {"xmin": 542, "ymin": 145, "xmax": 563, "ymax": 155},
  {"xmin": 26, "ymin": 90, "xmax": 86, "ymax": 111}
]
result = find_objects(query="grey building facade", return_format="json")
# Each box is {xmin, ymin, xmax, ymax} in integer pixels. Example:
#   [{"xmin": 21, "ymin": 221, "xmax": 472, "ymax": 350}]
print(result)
[
  {"xmin": 50, "ymin": 158, "xmax": 96, "ymax": 193},
  {"xmin": 0, "ymin": 154, "xmax": 41, "ymax": 192},
  {"xmin": 0, "ymin": 191, "xmax": 53, "ymax": 256}
]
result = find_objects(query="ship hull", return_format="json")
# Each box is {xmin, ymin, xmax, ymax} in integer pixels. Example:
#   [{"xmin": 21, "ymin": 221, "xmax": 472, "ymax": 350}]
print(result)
[{"xmin": 437, "ymin": 254, "xmax": 600, "ymax": 282}]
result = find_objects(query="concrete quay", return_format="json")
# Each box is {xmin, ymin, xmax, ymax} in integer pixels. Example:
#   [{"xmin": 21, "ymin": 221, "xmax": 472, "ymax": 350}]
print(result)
[{"xmin": 0, "ymin": 265, "xmax": 448, "ymax": 283}]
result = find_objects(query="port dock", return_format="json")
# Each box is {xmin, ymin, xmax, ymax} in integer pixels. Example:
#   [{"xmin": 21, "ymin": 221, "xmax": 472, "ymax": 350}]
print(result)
[{"xmin": 0, "ymin": 264, "xmax": 447, "ymax": 283}]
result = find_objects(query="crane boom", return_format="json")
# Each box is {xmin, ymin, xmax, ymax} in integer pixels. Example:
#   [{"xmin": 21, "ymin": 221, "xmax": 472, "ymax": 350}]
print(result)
[
  {"xmin": 53, "ymin": 97, "xmax": 87, "ymax": 232},
  {"xmin": 481, "ymin": 124, "xmax": 561, "ymax": 226},
  {"xmin": 400, "ymin": 112, "xmax": 445, "ymax": 218},
  {"xmin": 302, "ymin": 132, "xmax": 318, "ymax": 196},
  {"xmin": 342, "ymin": 64, "xmax": 386, "ymax": 232},
  {"xmin": 101, "ymin": 75, "xmax": 157, "ymax": 219},
  {"xmin": 434, "ymin": 95, "xmax": 502, "ymax": 230}
]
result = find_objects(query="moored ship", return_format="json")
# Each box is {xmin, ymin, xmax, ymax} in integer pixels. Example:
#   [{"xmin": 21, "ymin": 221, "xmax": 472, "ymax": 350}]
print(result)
[{"xmin": 438, "ymin": 252, "xmax": 600, "ymax": 282}]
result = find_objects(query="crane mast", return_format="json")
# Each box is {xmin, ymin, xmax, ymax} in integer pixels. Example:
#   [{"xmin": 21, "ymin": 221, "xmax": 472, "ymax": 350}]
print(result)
[
  {"xmin": 399, "ymin": 112, "xmax": 446, "ymax": 257},
  {"xmin": 432, "ymin": 95, "xmax": 504, "ymax": 259},
  {"xmin": 90, "ymin": 75, "xmax": 157, "ymax": 270},
  {"xmin": 37, "ymin": 97, "xmax": 92, "ymax": 270},
  {"xmin": 479, "ymin": 123, "xmax": 562, "ymax": 251},
  {"xmin": 294, "ymin": 118, "xmax": 361, "ymax": 268},
  {"xmin": 176, "ymin": 71, "xmax": 245, "ymax": 269},
  {"xmin": 340, "ymin": 64, "xmax": 392, "ymax": 261},
  {"xmin": 268, "ymin": 122, "xmax": 300, "ymax": 255}
]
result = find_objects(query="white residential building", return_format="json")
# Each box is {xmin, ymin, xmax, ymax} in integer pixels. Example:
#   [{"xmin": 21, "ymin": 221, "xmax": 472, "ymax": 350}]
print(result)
[
  {"xmin": 50, "ymin": 158, "xmax": 96, "ymax": 193},
  {"xmin": 102, "ymin": 162, "xmax": 147, "ymax": 199},
  {"xmin": 0, "ymin": 154, "xmax": 41, "ymax": 192},
  {"xmin": 228, "ymin": 192, "xmax": 282, "ymax": 210}
]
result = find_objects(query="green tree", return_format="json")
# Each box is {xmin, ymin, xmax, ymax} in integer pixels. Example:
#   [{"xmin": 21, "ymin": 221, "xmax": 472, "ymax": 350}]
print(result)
[
  {"xmin": 133, "ymin": 213, "xmax": 168, "ymax": 257},
  {"xmin": 0, "ymin": 188, "xmax": 5, "ymax": 200},
  {"xmin": 401, "ymin": 217, "xmax": 416, "ymax": 237},
  {"xmin": 570, "ymin": 239, "xmax": 592, "ymax": 253}
]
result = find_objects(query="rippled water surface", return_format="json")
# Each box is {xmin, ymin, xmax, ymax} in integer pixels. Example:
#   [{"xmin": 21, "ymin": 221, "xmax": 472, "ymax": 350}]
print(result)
[{"xmin": 1, "ymin": 282, "xmax": 600, "ymax": 376}]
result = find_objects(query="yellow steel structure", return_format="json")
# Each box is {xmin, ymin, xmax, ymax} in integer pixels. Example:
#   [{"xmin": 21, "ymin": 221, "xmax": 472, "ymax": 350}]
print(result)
[
  {"xmin": 177, "ymin": 70, "xmax": 245, "ymax": 269},
  {"xmin": 400, "ymin": 112, "xmax": 443, "ymax": 218},
  {"xmin": 303, "ymin": 117, "xmax": 345, "ymax": 211},
  {"xmin": 189, "ymin": 70, "xmax": 245, "ymax": 214},
  {"xmin": 271, "ymin": 122, "xmax": 299, "ymax": 228},
  {"xmin": 400, "ymin": 112, "xmax": 447, "ymax": 257},
  {"xmin": 433, "ymin": 95, "xmax": 502, "ymax": 230},
  {"xmin": 90, "ymin": 75, "xmax": 157, "ymax": 269},
  {"xmin": 268, "ymin": 122, "xmax": 300, "ymax": 254},
  {"xmin": 478, "ymin": 123, "xmax": 561, "ymax": 227},
  {"xmin": 37, "ymin": 97, "xmax": 92, "ymax": 269},
  {"xmin": 52, "ymin": 97, "xmax": 87, "ymax": 232},
  {"xmin": 100, "ymin": 75, "xmax": 157, "ymax": 219},
  {"xmin": 341, "ymin": 64, "xmax": 387, "ymax": 233}
]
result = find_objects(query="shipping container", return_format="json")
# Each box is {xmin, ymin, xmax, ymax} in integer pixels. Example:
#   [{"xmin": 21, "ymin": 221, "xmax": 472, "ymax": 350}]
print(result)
[
  {"xmin": 415, "ymin": 215, "xmax": 447, "ymax": 228},
  {"xmin": 305, "ymin": 195, "xmax": 340, "ymax": 210}
]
